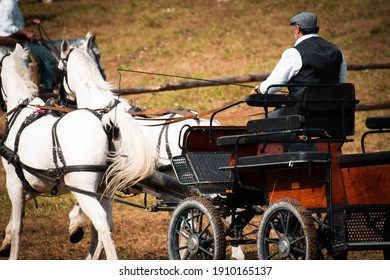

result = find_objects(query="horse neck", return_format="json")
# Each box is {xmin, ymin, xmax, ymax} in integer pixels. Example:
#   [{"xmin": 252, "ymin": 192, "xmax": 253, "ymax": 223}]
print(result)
[
  {"xmin": 3, "ymin": 68, "xmax": 32, "ymax": 111},
  {"xmin": 75, "ymin": 87, "xmax": 116, "ymax": 109},
  {"xmin": 68, "ymin": 51, "xmax": 116, "ymax": 109}
]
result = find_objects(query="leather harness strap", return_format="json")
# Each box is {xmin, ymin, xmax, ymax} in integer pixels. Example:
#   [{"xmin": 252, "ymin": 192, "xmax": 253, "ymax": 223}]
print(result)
[
  {"xmin": 156, "ymin": 113, "xmax": 176, "ymax": 161},
  {"xmin": 0, "ymin": 105, "xmax": 108, "ymax": 201}
]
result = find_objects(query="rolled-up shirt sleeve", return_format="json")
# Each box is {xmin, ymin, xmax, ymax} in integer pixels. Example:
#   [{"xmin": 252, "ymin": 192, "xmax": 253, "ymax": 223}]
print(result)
[{"xmin": 260, "ymin": 48, "xmax": 302, "ymax": 94}]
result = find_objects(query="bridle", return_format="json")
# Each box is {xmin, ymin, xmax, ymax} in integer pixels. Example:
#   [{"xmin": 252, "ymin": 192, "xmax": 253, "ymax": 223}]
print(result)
[{"xmin": 58, "ymin": 45, "xmax": 77, "ymax": 101}]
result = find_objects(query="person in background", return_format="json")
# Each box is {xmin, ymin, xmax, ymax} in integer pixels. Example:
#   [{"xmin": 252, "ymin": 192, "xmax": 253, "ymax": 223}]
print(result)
[
  {"xmin": 251, "ymin": 12, "xmax": 347, "ymax": 117},
  {"xmin": 0, "ymin": 0, "xmax": 57, "ymax": 94}
]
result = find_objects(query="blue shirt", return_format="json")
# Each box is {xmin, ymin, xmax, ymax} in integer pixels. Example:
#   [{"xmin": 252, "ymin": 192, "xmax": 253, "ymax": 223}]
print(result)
[{"xmin": 0, "ymin": 0, "xmax": 25, "ymax": 37}]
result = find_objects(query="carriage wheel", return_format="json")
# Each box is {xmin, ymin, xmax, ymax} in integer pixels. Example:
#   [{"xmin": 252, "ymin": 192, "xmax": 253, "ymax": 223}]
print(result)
[
  {"xmin": 258, "ymin": 198, "xmax": 318, "ymax": 260},
  {"xmin": 168, "ymin": 196, "xmax": 226, "ymax": 260}
]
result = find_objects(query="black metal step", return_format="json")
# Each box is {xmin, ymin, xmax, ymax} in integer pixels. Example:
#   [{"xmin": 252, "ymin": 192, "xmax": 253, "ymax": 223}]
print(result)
[{"xmin": 172, "ymin": 152, "xmax": 232, "ymax": 185}]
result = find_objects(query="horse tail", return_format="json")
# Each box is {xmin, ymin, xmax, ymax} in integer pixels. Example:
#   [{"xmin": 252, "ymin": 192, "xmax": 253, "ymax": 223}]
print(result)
[{"xmin": 101, "ymin": 110, "xmax": 158, "ymax": 196}]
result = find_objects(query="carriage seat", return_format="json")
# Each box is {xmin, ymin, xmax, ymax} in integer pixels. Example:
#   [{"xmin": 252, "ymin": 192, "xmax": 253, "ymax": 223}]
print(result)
[
  {"xmin": 365, "ymin": 116, "xmax": 390, "ymax": 130},
  {"xmin": 245, "ymin": 83, "xmax": 357, "ymax": 139},
  {"xmin": 299, "ymin": 83, "xmax": 357, "ymax": 138},
  {"xmin": 216, "ymin": 115, "xmax": 305, "ymax": 147},
  {"xmin": 245, "ymin": 93, "xmax": 293, "ymax": 108},
  {"xmin": 246, "ymin": 114, "xmax": 305, "ymax": 133},
  {"xmin": 336, "ymin": 151, "xmax": 390, "ymax": 168},
  {"xmin": 220, "ymin": 151, "xmax": 328, "ymax": 170},
  {"xmin": 361, "ymin": 115, "xmax": 390, "ymax": 153},
  {"xmin": 236, "ymin": 151, "xmax": 328, "ymax": 168},
  {"xmin": 338, "ymin": 115, "xmax": 390, "ymax": 165}
]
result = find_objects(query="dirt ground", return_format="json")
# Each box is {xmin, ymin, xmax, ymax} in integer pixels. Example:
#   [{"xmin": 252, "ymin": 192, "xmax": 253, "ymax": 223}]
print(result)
[
  {"xmin": 0, "ymin": 0, "xmax": 388, "ymax": 261},
  {"xmin": 0, "ymin": 192, "xmax": 385, "ymax": 260}
]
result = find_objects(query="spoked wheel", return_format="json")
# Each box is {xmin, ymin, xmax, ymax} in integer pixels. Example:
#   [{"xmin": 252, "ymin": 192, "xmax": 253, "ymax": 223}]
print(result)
[
  {"xmin": 168, "ymin": 196, "xmax": 226, "ymax": 260},
  {"xmin": 258, "ymin": 198, "xmax": 318, "ymax": 260}
]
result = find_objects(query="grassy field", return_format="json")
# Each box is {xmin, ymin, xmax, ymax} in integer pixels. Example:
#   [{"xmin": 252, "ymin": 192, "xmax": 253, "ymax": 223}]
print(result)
[{"xmin": 0, "ymin": 0, "xmax": 389, "ymax": 260}]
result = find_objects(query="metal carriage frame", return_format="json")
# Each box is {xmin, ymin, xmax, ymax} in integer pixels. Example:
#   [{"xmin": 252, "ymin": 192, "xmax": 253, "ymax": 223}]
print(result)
[{"xmin": 151, "ymin": 82, "xmax": 390, "ymax": 260}]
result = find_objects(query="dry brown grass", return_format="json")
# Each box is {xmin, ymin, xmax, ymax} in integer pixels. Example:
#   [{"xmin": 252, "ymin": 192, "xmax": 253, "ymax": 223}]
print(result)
[{"xmin": 0, "ymin": 0, "xmax": 389, "ymax": 260}]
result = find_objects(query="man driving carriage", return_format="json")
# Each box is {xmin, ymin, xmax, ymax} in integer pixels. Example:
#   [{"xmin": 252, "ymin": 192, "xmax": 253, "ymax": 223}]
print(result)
[
  {"xmin": 0, "ymin": 0, "xmax": 57, "ymax": 95},
  {"xmin": 251, "ymin": 12, "xmax": 348, "ymax": 117}
]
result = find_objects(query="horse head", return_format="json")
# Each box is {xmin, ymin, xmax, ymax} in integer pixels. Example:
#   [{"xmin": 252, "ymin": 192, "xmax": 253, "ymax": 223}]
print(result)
[
  {"xmin": 58, "ymin": 38, "xmax": 78, "ymax": 101},
  {"xmin": 0, "ymin": 44, "xmax": 38, "ymax": 110},
  {"xmin": 59, "ymin": 35, "xmax": 114, "ymax": 108}
]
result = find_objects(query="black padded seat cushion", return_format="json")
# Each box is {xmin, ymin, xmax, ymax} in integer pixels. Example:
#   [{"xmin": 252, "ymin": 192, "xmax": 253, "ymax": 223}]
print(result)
[
  {"xmin": 236, "ymin": 151, "xmax": 329, "ymax": 168},
  {"xmin": 365, "ymin": 116, "xmax": 390, "ymax": 130},
  {"xmin": 217, "ymin": 133, "xmax": 300, "ymax": 147},
  {"xmin": 245, "ymin": 93, "xmax": 292, "ymax": 107},
  {"xmin": 336, "ymin": 151, "xmax": 390, "ymax": 168},
  {"xmin": 247, "ymin": 115, "xmax": 305, "ymax": 133}
]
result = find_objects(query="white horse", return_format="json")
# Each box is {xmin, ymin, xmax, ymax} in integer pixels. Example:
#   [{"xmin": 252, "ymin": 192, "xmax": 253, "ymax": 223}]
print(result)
[
  {"xmin": 58, "ymin": 36, "xmax": 221, "ymax": 167},
  {"xmin": 58, "ymin": 36, "xmax": 245, "ymax": 260},
  {"xmin": 0, "ymin": 45, "xmax": 157, "ymax": 259}
]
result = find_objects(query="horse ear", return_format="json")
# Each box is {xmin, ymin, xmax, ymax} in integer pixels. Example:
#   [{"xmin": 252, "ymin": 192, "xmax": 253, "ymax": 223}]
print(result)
[
  {"xmin": 60, "ymin": 39, "xmax": 71, "ymax": 58},
  {"xmin": 14, "ymin": 43, "xmax": 23, "ymax": 52},
  {"xmin": 82, "ymin": 33, "xmax": 95, "ymax": 51}
]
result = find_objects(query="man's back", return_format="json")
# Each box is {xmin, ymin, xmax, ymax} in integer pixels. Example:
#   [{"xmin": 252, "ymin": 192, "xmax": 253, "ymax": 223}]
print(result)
[{"xmin": 291, "ymin": 36, "xmax": 343, "ymax": 85}]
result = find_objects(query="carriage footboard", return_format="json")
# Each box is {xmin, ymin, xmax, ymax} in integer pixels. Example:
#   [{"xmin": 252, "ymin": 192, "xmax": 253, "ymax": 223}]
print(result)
[
  {"xmin": 333, "ymin": 206, "xmax": 390, "ymax": 251},
  {"xmin": 171, "ymin": 152, "xmax": 232, "ymax": 191}
]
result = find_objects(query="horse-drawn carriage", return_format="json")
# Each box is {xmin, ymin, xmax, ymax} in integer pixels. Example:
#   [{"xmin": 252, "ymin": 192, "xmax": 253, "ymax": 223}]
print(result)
[
  {"xmin": 1, "ymin": 38, "xmax": 389, "ymax": 260},
  {"xmin": 162, "ymin": 83, "xmax": 390, "ymax": 260}
]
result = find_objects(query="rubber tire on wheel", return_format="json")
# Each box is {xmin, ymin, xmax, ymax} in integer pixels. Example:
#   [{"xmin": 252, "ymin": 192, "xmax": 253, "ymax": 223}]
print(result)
[
  {"xmin": 168, "ymin": 196, "xmax": 226, "ymax": 260},
  {"xmin": 258, "ymin": 198, "xmax": 318, "ymax": 260}
]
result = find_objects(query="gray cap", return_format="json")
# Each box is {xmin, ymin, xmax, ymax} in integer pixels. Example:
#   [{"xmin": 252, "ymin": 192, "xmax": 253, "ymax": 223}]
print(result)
[{"xmin": 289, "ymin": 12, "xmax": 318, "ymax": 29}]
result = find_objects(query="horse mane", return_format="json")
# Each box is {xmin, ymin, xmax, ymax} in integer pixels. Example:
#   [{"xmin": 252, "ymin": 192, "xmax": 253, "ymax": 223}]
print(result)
[
  {"xmin": 10, "ymin": 46, "xmax": 38, "ymax": 98},
  {"xmin": 73, "ymin": 47, "xmax": 113, "ymax": 92}
]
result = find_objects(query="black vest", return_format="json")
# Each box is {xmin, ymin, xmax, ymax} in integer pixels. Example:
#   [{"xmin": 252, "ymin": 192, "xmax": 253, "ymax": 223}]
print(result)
[
  {"xmin": 289, "ymin": 36, "xmax": 342, "ymax": 92},
  {"xmin": 270, "ymin": 37, "xmax": 344, "ymax": 117}
]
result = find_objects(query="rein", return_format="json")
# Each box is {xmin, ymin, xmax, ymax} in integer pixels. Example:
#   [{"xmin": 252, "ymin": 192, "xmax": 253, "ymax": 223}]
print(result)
[
  {"xmin": 131, "ymin": 105, "xmax": 264, "ymax": 126},
  {"xmin": 37, "ymin": 23, "xmax": 60, "ymax": 62},
  {"xmin": 117, "ymin": 68, "xmax": 254, "ymax": 89},
  {"xmin": 58, "ymin": 42, "xmax": 260, "ymax": 126},
  {"xmin": 5, "ymin": 101, "xmax": 73, "ymax": 118}
]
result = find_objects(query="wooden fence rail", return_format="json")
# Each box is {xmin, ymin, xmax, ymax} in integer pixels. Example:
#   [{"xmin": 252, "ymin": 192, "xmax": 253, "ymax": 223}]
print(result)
[
  {"xmin": 114, "ymin": 63, "xmax": 390, "ymax": 95},
  {"xmin": 114, "ymin": 62, "xmax": 390, "ymax": 112}
]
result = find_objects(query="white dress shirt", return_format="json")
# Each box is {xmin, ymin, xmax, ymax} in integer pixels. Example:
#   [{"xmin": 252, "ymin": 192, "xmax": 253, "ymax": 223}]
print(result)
[{"xmin": 0, "ymin": 0, "xmax": 25, "ymax": 37}]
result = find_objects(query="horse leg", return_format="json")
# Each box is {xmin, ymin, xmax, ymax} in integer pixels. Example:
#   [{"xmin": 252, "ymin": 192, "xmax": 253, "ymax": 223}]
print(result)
[
  {"xmin": 231, "ymin": 245, "xmax": 245, "ymax": 260},
  {"xmin": 73, "ymin": 192, "xmax": 117, "ymax": 260},
  {"xmin": 0, "ymin": 218, "xmax": 12, "ymax": 257},
  {"xmin": 226, "ymin": 216, "xmax": 245, "ymax": 260},
  {"xmin": 86, "ymin": 224, "xmax": 102, "ymax": 260},
  {"xmin": 86, "ymin": 196, "xmax": 113, "ymax": 260},
  {"xmin": 0, "ymin": 191, "xmax": 32, "ymax": 258},
  {"xmin": 3, "ymin": 177, "xmax": 26, "ymax": 260},
  {"xmin": 68, "ymin": 202, "xmax": 85, "ymax": 244}
]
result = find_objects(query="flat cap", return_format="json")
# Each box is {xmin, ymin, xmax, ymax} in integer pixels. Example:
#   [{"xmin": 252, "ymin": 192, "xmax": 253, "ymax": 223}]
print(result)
[{"xmin": 289, "ymin": 12, "xmax": 318, "ymax": 29}]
